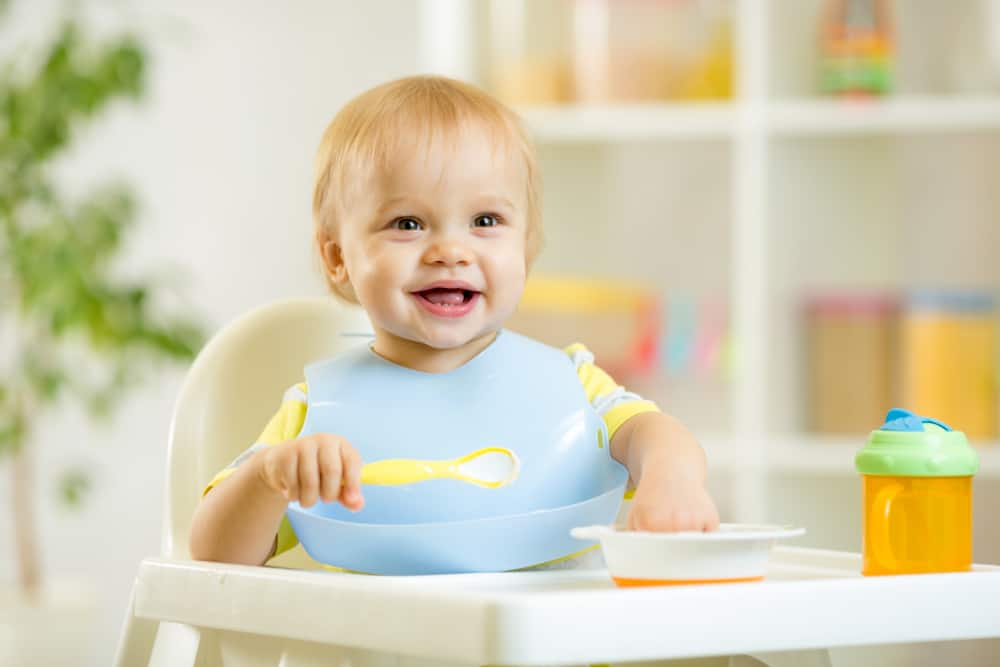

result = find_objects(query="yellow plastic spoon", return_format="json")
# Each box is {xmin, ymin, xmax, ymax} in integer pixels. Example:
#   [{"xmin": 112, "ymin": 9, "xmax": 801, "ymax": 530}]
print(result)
[{"xmin": 360, "ymin": 447, "xmax": 520, "ymax": 489}]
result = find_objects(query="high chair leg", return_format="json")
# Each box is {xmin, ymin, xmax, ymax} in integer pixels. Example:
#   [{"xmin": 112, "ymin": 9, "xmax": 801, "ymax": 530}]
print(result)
[
  {"xmin": 735, "ymin": 649, "xmax": 833, "ymax": 667},
  {"xmin": 148, "ymin": 621, "xmax": 215, "ymax": 667},
  {"xmin": 113, "ymin": 584, "xmax": 159, "ymax": 667},
  {"xmin": 276, "ymin": 639, "xmax": 481, "ymax": 667},
  {"xmin": 278, "ymin": 642, "xmax": 389, "ymax": 667},
  {"xmin": 114, "ymin": 583, "xmax": 221, "ymax": 667}
]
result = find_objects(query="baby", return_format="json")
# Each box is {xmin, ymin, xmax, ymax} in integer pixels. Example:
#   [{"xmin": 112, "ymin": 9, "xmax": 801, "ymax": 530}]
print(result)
[{"xmin": 188, "ymin": 76, "xmax": 719, "ymax": 567}]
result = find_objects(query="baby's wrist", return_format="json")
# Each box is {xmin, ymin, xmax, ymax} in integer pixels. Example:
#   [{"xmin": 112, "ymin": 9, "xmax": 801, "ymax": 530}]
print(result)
[
  {"xmin": 247, "ymin": 449, "xmax": 286, "ymax": 500},
  {"xmin": 638, "ymin": 448, "xmax": 704, "ymax": 488}
]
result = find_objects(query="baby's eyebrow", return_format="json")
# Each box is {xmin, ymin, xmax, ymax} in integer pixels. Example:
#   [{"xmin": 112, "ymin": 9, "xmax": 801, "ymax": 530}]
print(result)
[
  {"xmin": 474, "ymin": 195, "xmax": 517, "ymax": 211},
  {"xmin": 376, "ymin": 194, "xmax": 426, "ymax": 215}
]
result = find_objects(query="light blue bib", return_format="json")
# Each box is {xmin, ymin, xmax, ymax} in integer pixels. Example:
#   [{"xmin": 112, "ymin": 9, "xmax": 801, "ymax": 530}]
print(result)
[{"xmin": 285, "ymin": 330, "xmax": 628, "ymax": 574}]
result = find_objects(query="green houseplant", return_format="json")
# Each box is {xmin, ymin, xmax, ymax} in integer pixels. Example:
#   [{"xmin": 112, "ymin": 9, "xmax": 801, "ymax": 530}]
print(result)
[{"xmin": 1, "ymin": 7, "xmax": 204, "ymax": 597}]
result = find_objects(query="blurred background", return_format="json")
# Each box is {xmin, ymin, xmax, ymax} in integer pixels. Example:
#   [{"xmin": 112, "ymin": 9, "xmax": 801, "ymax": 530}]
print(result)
[{"xmin": 2, "ymin": 0, "xmax": 1000, "ymax": 665}]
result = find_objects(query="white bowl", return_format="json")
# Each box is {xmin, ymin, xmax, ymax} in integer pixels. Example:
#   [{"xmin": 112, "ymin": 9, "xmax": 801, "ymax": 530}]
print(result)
[{"xmin": 571, "ymin": 523, "xmax": 806, "ymax": 586}]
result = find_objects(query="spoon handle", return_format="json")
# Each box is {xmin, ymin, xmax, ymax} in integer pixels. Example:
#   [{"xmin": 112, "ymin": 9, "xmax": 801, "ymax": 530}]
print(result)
[{"xmin": 360, "ymin": 458, "xmax": 449, "ymax": 486}]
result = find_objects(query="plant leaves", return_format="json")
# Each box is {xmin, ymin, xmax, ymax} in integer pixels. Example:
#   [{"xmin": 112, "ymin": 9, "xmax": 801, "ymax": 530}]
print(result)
[
  {"xmin": 57, "ymin": 467, "xmax": 91, "ymax": 508},
  {"xmin": 0, "ymin": 16, "xmax": 206, "ymax": 468}
]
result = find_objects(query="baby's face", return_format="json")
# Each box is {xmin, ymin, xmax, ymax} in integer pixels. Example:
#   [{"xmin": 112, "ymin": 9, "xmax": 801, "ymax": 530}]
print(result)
[{"xmin": 330, "ymin": 125, "xmax": 529, "ymax": 359}]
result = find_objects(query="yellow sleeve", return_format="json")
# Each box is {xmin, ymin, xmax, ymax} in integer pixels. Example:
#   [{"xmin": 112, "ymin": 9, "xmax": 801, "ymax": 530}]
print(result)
[
  {"xmin": 564, "ymin": 343, "xmax": 660, "ymax": 440},
  {"xmin": 201, "ymin": 382, "xmax": 308, "ymax": 560}
]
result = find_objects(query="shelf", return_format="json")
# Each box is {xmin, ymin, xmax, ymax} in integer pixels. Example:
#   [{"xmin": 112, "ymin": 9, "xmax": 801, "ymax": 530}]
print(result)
[
  {"xmin": 519, "ymin": 103, "xmax": 736, "ymax": 142},
  {"xmin": 517, "ymin": 97, "xmax": 1000, "ymax": 142},
  {"xmin": 703, "ymin": 436, "xmax": 1000, "ymax": 478},
  {"xmin": 769, "ymin": 96, "xmax": 1000, "ymax": 136},
  {"xmin": 767, "ymin": 438, "xmax": 869, "ymax": 476}
]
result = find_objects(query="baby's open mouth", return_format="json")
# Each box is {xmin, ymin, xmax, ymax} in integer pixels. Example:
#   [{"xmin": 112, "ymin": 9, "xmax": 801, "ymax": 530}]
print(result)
[{"xmin": 413, "ymin": 288, "xmax": 479, "ymax": 308}]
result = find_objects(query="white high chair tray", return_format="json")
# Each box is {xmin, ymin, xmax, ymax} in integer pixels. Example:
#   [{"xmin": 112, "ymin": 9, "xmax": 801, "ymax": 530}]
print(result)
[{"xmin": 133, "ymin": 546, "xmax": 1000, "ymax": 665}]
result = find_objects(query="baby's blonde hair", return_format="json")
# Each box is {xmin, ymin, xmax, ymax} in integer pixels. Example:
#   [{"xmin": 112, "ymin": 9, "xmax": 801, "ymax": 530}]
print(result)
[{"xmin": 312, "ymin": 75, "xmax": 543, "ymax": 301}]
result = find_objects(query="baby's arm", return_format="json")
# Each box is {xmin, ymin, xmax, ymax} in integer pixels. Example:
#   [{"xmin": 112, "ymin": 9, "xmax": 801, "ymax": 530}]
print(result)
[
  {"xmin": 565, "ymin": 343, "xmax": 718, "ymax": 532},
  {"xmin": 610, "ymin": 411, "xmax": 719, "ymax": 532},
  {"xmin": 188, "ymin": 434, "xmax": 364, "ymax": 565}
]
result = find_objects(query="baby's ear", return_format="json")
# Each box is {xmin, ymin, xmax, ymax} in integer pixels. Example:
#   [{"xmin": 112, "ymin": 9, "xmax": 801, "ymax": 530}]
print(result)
[
  {"xmin": 316, "ymin": 227, "xmax": 358, "ymax": 303},
  {"xmin": 316, "ymin": 228, "xmax": 349, "ymax": 285}
]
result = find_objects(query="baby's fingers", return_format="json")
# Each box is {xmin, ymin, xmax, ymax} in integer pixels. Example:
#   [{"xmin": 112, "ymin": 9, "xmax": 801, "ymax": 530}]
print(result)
[
  {"xmin": 317, "ymin": 438, "xmax": 344, "ymax": 503},
  {"xmin": 702, "ymin": 500, "xmax": 721, "ymax": 532},
  {"xmin": 628, "ymin": 503, "xmax": 697, "ymax": 533},
  {"xmin": 278, "ymin": 447, "xmax": 301, "ymax": 502},
  {"xmin": 297, "ymin": 439, "xmax": 321, "ymax": 507},
  {"xmin": 339, "ymin": 443, "xmax": 364, "ymax": 511}
]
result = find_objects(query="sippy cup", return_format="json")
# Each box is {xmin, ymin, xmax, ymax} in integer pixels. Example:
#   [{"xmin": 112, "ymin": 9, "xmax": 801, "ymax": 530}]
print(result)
[{"xmin": 856, "ymin": 408, "xmax": 979, "ymax": 576}]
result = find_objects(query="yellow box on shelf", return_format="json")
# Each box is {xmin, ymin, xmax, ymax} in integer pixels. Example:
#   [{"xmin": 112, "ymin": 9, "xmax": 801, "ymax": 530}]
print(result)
[
  {"xmin": 902, "ymin": 290, "xmax": 998, "ymax": 441},
  {"xmin": 508, "ymin": 275, "xmax": 659, "ymax": 381},
  {"xmin": 804, "ymin": 291, "xmax": 898, "ymax": 435}
]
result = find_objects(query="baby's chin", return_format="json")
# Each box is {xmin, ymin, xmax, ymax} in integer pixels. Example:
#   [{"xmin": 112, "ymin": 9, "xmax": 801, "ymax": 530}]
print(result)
[{"xmin": 416, "ymin": 326, "xmax": 498, "ymax": 351}]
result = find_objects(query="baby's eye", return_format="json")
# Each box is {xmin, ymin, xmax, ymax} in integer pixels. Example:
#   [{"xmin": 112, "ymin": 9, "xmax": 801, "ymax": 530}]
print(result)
[
  {"xmin": 392, "ymin": 217, "xmax": 422, "ymax": 231},
  {"xmin": 473, "ymin": 214, "xmax": 499, "ymax": 228}
]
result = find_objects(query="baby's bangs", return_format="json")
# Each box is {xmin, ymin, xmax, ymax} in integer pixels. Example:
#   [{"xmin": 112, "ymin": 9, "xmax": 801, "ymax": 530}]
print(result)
[{"xmin": 350, "ymin": 95, "xmax": 526, "ymax": 183}]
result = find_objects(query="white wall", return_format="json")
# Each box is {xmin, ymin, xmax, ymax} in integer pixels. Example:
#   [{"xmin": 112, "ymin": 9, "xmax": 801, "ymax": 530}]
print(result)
[{"xmin": 0, "ymin": 2, "xmax": 422, "ymax": 664}]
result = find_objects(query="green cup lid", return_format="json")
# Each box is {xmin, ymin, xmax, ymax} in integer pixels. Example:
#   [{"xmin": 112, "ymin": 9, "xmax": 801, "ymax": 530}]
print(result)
[{"xmin": 856, "ymin": 408, "xmax": 979, "ymax": 477}]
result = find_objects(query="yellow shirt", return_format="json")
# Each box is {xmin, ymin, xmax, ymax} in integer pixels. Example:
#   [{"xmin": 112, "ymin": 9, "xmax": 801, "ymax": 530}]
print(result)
[{"xmin": 204, "ymin": 343, "xmax": 658, "ymax": 561}]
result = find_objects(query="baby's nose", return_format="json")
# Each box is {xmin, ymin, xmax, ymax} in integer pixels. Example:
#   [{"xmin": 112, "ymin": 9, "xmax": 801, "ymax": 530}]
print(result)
[{"xmin": 424, "ymin": 239, "xmax": 472, "ymax": 266}]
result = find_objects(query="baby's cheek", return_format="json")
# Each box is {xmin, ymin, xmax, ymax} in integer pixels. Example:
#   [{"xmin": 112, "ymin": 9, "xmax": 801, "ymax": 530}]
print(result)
[
  {"xmin": 494, "ymin": 251, "xmax": 527, "ymax": 286},
  {"xmin": 506, "ymin": 266, "xmax": 529, "ymax": 307},
  {"xmin": 352, "ymin": 284, "xmax": 397, "ymax": 326}
]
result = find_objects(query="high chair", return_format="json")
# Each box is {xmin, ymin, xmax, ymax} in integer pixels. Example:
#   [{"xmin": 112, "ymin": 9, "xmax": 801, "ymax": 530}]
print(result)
[
  {"xmin": 115, "ymin": 297, "xmax": 1000, "ymax": 667},
  {"xmin": 114, "ymin": 296, "xmax": 372, "ymax": 666}
]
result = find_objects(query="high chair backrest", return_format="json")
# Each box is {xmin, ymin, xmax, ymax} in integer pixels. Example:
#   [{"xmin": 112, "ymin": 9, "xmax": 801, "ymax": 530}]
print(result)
[{"xmin": 163, "ymin": 297, "xmax": 372, "ymax": 558}]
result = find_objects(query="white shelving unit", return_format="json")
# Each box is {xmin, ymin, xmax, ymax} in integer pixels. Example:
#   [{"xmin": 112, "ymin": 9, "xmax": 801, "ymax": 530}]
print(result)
[
  {"xmin": 769, "ymin": 96, "xmax": 1000, "ymax": 135},
  {"xmin": 518, "ymin": 96, "xmax": 1000, "ymax": 139},
  {"xmin": 521, "ymin": 103, "xmax": 736, "ymax": 141},
  {"xmin": 419, "ymin": 0, "xmax": 1000, "ymax": 526},
  {"xmin": 703, "ymin": 435, "xmax": 1000, "ymax": 477}
]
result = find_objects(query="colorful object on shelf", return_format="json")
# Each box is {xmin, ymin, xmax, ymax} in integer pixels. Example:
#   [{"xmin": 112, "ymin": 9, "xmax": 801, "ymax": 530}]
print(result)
[
  {"xmin": 805, "ymin": 291, "xmax": 898, "ymax": 435},
  {"xmin": 573, "ymin": 0, "xmax": 734, "ymax": 103},
  {"xmin": 661, "ymin": 294, "xmax": 730, "ymax": 381},
  {"xmin": 487, "ymin": 0, "xmax": 574, "ymax": 105},
  {"xmin": 508, "ymin": 274, "xmax": 660, "ymax": 380},
  {"xmin": 691, "ymin": 296, "xmax": 728, "ymax": 377},
  {"xmin": 901, "ymin": 289, "xmax": 998, "ymax": 440},
  {"xmin": 488, "ymin": 0, "xmax": 734, "ymax": 105},
  {"xmin": 571, "ymin": 524, "xmax": 806, "ymax": 587},
  {"xmin": 856, "ymin": 408, "xmax": 978, "ymax": 576},
  {"xmin": 819, "ymin": 0, "xmax": 894, "ymax": 97},
  {"xmin": 664, "ymin": 296, "xmax": 697, "ymax": 376},
  {"xmin": 676, "ymin": 8, "xmax": 734, "ymax": 101}
]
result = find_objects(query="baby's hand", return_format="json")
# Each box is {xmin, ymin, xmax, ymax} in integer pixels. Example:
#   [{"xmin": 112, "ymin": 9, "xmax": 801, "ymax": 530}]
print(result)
[
  {"xmin": 626, "ymin": 474, "xmax": 720, "ymax": 533},
  {"xmin": 253, "ymin": 434, "xmax": 364, "ymax": 511}
]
